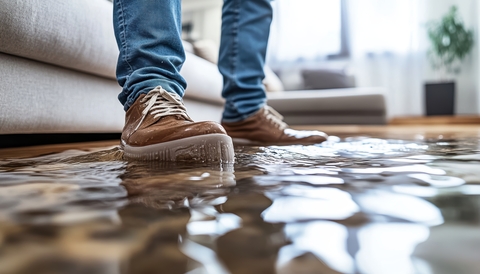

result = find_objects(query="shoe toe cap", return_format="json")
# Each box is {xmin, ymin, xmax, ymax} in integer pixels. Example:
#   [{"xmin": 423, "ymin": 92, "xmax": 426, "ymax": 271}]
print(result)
[{"xmin": 196, "ymin": 121, "xmax": 228, "ymax": 135}]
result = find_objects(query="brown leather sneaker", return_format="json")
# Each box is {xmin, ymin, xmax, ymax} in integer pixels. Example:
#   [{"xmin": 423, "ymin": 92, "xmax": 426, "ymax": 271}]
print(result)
[
  {"xmin": 121, "ymin": 86, "xmax": 234, "ymax": 162},
  {"xmin": 221, "ymin": 106, "xmax": 328, "ymax": 145}
]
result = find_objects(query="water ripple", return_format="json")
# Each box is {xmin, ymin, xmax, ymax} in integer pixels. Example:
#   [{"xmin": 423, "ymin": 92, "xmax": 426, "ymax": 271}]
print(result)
[{"xmin": 0, "ymin": 137, "xmax": 479, "ymax": 273}]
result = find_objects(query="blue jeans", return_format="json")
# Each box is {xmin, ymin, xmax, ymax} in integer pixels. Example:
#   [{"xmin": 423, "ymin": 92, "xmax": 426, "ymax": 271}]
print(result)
[{"xmin": 113, "ymin": 0, "xmax": 272, "ymax": 122}]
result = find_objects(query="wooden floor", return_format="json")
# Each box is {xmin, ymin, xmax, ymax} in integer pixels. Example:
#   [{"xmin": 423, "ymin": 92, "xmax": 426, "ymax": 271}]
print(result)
[
  {"xmin": 298, "ymin": 124, "xmax": 480, "ymax": 139},
  {"xmin": 390, "ymin": 115, "xmax": 480, "ymax": 125},
  {"xmin": 1, "ymin": 124, "xmax": 480, "ymax": 160},
  {"xmin": 0, "ymin": 140, "xmax": 120, "ymax": 160}
]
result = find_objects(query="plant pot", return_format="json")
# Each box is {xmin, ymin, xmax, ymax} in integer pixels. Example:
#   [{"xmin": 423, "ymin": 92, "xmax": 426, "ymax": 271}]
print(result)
[{"xmin": 424, "ymin": 82, "xmax": 455, "ymax": 116}]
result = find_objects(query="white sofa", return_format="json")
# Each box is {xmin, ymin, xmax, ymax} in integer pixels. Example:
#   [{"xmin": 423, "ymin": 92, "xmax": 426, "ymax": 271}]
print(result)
[{"xmin": 0, "ymin": 0, "xmax": 387, "ymax": 135}]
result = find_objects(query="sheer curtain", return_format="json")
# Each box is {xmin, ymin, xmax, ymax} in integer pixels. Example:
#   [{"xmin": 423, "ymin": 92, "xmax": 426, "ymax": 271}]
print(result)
[
  {"xmin": 345, "ymin": 0, "xmax": 479, "ymax": 116},
  {"xmin": 346, "ymin": 0, "xmax": 427, "ymax": 117}
]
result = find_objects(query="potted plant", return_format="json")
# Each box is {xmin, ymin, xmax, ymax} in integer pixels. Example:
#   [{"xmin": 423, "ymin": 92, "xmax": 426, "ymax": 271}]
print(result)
[{"xmin": 425, "ymin": 6, "xmax": 474, "ymax": 116}]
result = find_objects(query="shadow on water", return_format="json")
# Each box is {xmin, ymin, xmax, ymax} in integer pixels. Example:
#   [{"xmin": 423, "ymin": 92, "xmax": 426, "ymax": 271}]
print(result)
[{"xmin": 0, "ymin": 136, "xmax": 479, "ymax": 273}]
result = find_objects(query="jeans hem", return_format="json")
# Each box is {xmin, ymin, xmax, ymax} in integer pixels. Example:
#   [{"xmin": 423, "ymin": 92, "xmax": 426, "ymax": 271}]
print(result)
[
  {"xmin": 123, "ymin": 82, "xmax": 184, "ymax": 111},
  {"xmin": 221, "ymin": 103, "xmax": 265, "ymax": 123}
]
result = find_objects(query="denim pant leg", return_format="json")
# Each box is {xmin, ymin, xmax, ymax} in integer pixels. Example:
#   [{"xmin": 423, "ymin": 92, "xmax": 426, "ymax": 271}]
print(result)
[
  {"xmin": 219, "ymin": 0, "xmax": 273, "ymax": 122},
  {"xmin": 113, "ymin": 0, "xmax": 186, "ymax": 111}
]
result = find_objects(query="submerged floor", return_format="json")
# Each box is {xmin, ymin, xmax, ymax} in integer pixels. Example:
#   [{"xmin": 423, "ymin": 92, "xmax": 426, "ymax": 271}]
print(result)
[{"xmin": 0, "ymin": 126, "xmax": 480, "ymax": 274}]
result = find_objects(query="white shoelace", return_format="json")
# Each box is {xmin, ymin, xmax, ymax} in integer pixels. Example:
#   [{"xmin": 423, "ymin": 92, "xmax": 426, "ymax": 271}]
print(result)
[
  {"xmin": 264, "ymin": 105, "xmax": 288, "ymax": 130},
  {"xmin": 134, "ymin": 86, "xmax": 193, "ymax": 131}
]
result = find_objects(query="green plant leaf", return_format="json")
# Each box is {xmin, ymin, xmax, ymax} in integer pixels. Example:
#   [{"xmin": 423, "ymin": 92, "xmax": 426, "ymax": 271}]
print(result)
[{"xmin": 427, "ymin": 5, "xmax": 474, "ymax": 75}]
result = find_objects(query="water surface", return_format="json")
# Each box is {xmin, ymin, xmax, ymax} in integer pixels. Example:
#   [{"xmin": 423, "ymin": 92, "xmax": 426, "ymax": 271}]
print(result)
[{"xmin": 0, "ymin": 136, "xmax": 479, "ymax": 274}]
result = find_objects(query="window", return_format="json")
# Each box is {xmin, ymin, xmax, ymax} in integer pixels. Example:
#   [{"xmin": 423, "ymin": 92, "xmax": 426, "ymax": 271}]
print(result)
[{"xmin": 267, "ymin": 0, "xmax": 348, "ymax": 65}]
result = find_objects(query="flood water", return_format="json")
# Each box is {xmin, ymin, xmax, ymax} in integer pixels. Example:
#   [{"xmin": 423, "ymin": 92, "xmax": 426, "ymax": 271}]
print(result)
[{"xmin": 0, "ymin": 136, "xmax": 479, "ymax": 274}]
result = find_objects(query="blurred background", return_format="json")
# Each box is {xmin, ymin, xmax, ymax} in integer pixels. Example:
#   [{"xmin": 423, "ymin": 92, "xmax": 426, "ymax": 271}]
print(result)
[{"xmin": 181, "ymin": 0, "xmax": 479, "ymax": 119}]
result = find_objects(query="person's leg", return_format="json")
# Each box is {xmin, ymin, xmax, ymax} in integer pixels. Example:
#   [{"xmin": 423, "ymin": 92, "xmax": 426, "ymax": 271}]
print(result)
[
  {"xmin": 113, "ymin": 0, "xmax": 234, "ymax": 162},
  {"xmin": 219, "ymin": 0, "xmax": 273, "ymax": 122},
  {"xmin": 114, "ymin": 0, "xmax": 186, "ymax": 111},
  {"xmin": 219, "ymin": 0, "xmax": 328, "ymax": 145}
]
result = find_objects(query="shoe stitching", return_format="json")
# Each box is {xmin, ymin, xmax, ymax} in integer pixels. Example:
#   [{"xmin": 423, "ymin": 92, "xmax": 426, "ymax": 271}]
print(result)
[{"xmin": 134, "ymin": 86, "xmax": 193, "ymax": 132}]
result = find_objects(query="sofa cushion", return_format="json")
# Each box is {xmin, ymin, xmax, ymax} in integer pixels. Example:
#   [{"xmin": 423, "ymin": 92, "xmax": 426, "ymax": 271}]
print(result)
[
  {"xmin": 0, "ymin": 0, "xmax": 229, "ymax": 105},
  {"xmin": 0, "ymin": 0, "xmax": 118, "ymax": 79}
]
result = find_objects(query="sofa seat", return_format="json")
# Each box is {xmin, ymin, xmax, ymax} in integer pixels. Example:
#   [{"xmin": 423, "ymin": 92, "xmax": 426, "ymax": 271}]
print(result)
[{"xmin": 267, "ymin": 88, "xmax": 387, "ymax": 125}]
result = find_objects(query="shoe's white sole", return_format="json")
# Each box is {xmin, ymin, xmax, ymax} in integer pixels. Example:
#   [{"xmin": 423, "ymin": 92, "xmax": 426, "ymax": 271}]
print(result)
[{"xmin": 122, "ymin": 134, "xmax": 235, "ymax": 163}]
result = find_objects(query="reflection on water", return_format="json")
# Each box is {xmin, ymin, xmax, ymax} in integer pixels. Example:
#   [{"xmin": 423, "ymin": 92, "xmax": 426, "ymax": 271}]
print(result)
[{"xmin": 0, "ymin": 137, "xmax": 479, "ymax": 273}]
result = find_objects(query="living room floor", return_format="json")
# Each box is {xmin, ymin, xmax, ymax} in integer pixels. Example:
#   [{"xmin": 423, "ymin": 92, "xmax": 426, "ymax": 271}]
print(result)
[{"xmin": 0, "ymin": 124, "xmax": 479, "ymax": 274}]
